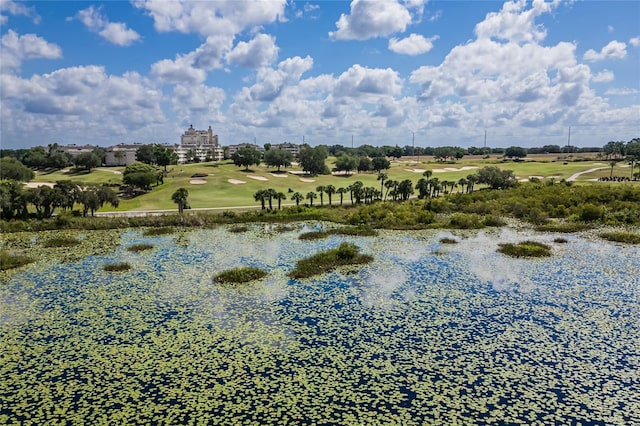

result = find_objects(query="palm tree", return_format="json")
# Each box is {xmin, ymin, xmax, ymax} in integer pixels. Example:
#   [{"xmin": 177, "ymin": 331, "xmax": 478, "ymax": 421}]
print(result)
[
  {"xmin": 266, "ymin": 188, "xmax": 277, "ymax": 210},
  {"xmin": 275, "ymin": 192, "xmax": 287, "ymax": 210},
  {"xmin": 316, "ymin": 185, "xmax": 325, "ymax": 206},
  {"xmin": 610, "ymin": 160, "xmax": 617, "ymax": 178},
  {"xmin": 325, "ymin": 184, "xmax": 336, "ymax": 206},
  {"xmin": 441, "ymin": 180, "xmax": 450, "ymax": 195},
  {"xmin": 291, "ymin": 192, "xmax": 304, "ymax": 206},
  {"xmin": 254, "ymin": 189, "xmax": 267, "ymax": 210},
  {"xmin": 384, "ymin": 179, "xmax": 395, "ymax": 201},
  {"xmin": 416, "ymin": 178, "xmax": 429, "ymax": 199},
  {"xmin": 423, "ymin": 170, "xmax": 433, "ymax": 180},
  {"xmin": 337, "ymin": 187, "xmax": 347, "ymax": 205},
  {"xmin": 377, "ymin": 172, "xmax": 387, "ymax": 199},
  {"xmin": 306, "ymin": 191, "xmax": 317, "ymax": 206},
  {"xmin": 171, "ymin": 188, "xmax": 189, "ymax": 214},
  {"xmin": 466, "ymin": 174, "xmax": 477, "ymax": 193},
  {"xmin": 457, "ymin": 178, "xmax": 467, "ymax": 194}
]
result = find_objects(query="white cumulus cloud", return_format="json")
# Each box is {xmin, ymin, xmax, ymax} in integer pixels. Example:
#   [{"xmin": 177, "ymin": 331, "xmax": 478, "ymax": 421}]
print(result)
[
  {"xmin": 0, "ymin": 30, "xmax": 62, "ymax": 74},
  {"xmin": 583, "ymin": 40, "xmax": 627, "ymax": 62},
  {"xmin": 329, "ymin": 0, "xmax": 414, "ymax": 40},
  {"xmin": 474, "ymin": 0, "xmax": 560, "ymax": 43},
  {"xmin": 629, "ymin": 36, "xmax": 640, "ymax": 47},
  {"xmin": 592, "ymin": 70, "xmax": 614, "ymax": 83},
  {"xmin": 389, "ymin": 33, "xmax": 438, "ymax": 55},
  {"xmin": 133, "ymin": 0, "xmax": 287, "ymax": 38},
  {"xmin": 74, "ymin": 5, "xmax": 140, "ymax": 46},
  {"xmin": 226, "ymin": 34, "xmax": 279, "ymax": 69}
]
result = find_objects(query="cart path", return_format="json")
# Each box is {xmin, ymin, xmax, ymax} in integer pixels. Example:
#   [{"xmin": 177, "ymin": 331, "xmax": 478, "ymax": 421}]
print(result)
[{"xmin": 566, "ymin": 167, "xmax": 608, "ymax": 182}]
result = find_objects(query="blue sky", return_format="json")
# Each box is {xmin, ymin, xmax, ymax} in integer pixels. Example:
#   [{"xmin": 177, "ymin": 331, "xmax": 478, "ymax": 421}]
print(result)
[{"xmin": 1, "ymin": 0, "xmax": 638, "ymax": 150}]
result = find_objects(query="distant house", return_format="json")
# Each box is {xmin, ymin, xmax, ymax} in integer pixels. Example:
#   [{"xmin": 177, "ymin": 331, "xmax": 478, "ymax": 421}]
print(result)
[
  {"xmin": 104, "ymin": 143, "xmax": 177, "ymax": 166},
  {"xmin": 104, "ymin": 143, "xmax": 142, "ymax": 166},
  {"xmin": 226, "ymin": 143, "xmax": 264, "ymax": 158},
  {"xmin": 175, "ymin": 125, "xmax": 223, "ymax": 163},
  {"xmin": 271, "ymin": 142, "xmax": 301, "ymax": 157},
  {"xmin": 56, "ymin": 144, "xmax": 95, "ymax": 157}
]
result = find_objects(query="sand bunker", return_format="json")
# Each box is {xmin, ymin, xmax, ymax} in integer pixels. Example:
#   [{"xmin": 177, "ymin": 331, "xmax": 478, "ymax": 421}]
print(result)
[
  {"xmin": 404, "ymin": 168, "xmax": 426, "ymax": 173},
  {"xmin": 189, "ymin": 179, "xmax": 206, "ymax": 185},
  {"xmin": 288, "ymin": 170, "xmax": 306, "ymax": 175},
  {"xmin": 432, "ymin": 166, "xmax": 478, "ymax": 173},
  {"xmin": 299, "ymin": 178, "xmax": 316, "ymax": 183},
  {"xmin": 228, "ymin": 179, "xmax": 246, "ymax": 184},
  {"xmin": 270, "ymin": 173, "xmax": 288, "ymax": 178},
  {"xmin": 247, "ymin": 175, "xmax": 268, "ymax": 181},
  {"xmin": 23, "ymin": 182, "xmax": 55, "ymax": 188}
]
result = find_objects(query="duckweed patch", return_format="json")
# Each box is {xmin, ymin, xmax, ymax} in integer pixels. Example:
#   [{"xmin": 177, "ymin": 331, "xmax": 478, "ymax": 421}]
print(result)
[
  {"xmin": 1, "ymin": 226, "xmax": 639, "ymax": 425},
  {"xmin": 0, "ymin": 250, "xmax": 34, "ymax": 271},
  {"xmin": 215, "ymin": 266, "xmax": 268, "ymax": 284},
  {"xmin": 439, "ymin": 237, "xmax": 458, "ymax": 244},
  {"xmin": 126, "ymin": 243, "xmax": 155, "ymax": 252},
  {"xmin": 599, "ymin": 230, "xmax": 640, "ymax": 244},
  {"xmin": 42, "ymin": 236, "xmax": 80, "ymax": 247},
  {"xmin": 103, "ymin": 262, "xmax": 131, "ymax": 272},
  {"xmin": 497, "ymin": 241, "xmax": 552, "ymax": 257},
  {"xmin": 535, "ymin": 222, "xmax": 590, "ymax": 233},
  {"xmin": 289, "ymin": 242, "xmax": 373, "ymax": 279},
  {"xmin": 228, "ymin": 225, "xmax": 250, "ymax": 233},
  {"xmin": 298, "ymin": 226, "xmax": 378, "ymax": 240},
  {"xmin": 142, "ymin": 227, "xmax": 174, "ymax": 236}
]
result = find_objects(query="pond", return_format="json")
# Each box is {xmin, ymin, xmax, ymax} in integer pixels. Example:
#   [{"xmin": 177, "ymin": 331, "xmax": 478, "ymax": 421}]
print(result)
[{"xmin": 1, "ymin": 224, "xmax": 639, "ymax": 424}]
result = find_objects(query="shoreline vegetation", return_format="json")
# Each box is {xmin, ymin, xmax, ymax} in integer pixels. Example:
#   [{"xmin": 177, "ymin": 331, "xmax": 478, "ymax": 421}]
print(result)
[{"xmin": 1, "ymin": 182, "xmax": 638, "ymax": 233}]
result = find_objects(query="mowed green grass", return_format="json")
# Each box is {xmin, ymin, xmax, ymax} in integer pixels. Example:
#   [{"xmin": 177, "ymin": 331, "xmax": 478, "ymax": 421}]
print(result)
[{"xmin": 27, "ymin": 154, "xmax": 635, "ymax": 211}]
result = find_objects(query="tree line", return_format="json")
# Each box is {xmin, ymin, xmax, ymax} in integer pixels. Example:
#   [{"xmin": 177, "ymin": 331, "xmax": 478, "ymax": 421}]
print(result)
[
  {"xmin": 251, "ymin": 166, "xmax": 517, "ymax": 210},
  {"xmin": 0, "ymin": 180, "xmax": 119, "ymax": 220}
]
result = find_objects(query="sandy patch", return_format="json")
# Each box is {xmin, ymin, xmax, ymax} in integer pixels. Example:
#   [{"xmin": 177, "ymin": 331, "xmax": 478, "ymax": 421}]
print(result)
[
  {"xmin": 288, "ymin": 170, "xmax": 306, "ymax": 175},
  {"xmin": 592, "ymin": 162, "xmax": 606, "ymax": 165},
  {"xmin": 24, "ymin": 182, "xmax": 55, "ymax": 188},
  {"xmin": 404, "ymin": 168, "xmax": 426, "ymax": 173},
  {"xmin": 433, "ymin": 166, "xmax": 478, "ymax": 173},
  {"xmin": 299, "ymin": 178, "xmax": 316, "ymax": 183},
  {"xmin": 228, "ymin": 179, "xmax": 246, "ymax": 184},
  {"xmin": 270, "ymin": 173, "xmax": 288, "ymax": 178},
  {"xmin": 518, "ymin": 178, "xmax": 529, "ymax": 182},
  {"xmin": 529, "ymin": 175, "xmax": 544, "ymax": 179},
  {"xmin": 247, "ymin": 175, "xmax": 268, "ymax": 181},
  {"xmin": 189, "ymin": 179, "xmax": 207, "ymax": 185}
]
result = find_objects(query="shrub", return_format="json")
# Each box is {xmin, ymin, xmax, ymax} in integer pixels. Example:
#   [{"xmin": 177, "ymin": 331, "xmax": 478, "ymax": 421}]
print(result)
[
  {"xmin": 439, "ymin": 237, "xmax": 458, "ymax": 244},
  {"xmin": 126, "ymin": 243, "xmax": 154, "ymax": 252},
  {"xmin": 228, "ymin": 225, "xmax": 250, "ymax": 233},
  {"xmin": 142, "ymin": 227, "xmax": 174, "ymax": 236},
  {"xmin": 449, "ymin": 213, "xmax": 485, "ymax": 229},
  {"xmin": 104, "ymin": 262, "xmax": 131, "ymax": 272},
  {"xmin": 289, "ymin": 242, "xmax": 373, "ymax": 279},
  {"xmin": 497, "ymin": 241, "xmax": 552, "ymax": 257},
  {"xmin": 599, "ymin": 231, "xmax": 640, "ymax": 244},
  {"xmin": 0, "ymin": 250, "xmax": 34, "ymax": 271},
  {"xmin": 215, "ymin": 267, "xmax": 268, "ymax": 284},
  {"xmin": 43, "ymin": 237, "xmax": 80, "ymax": 248},
  {"xmin": 483, "ymin": 215, "xmax": 506, "ymax": 227},
  {"xmin": 579, "ymin": 204, "xmax": 603, "ymax": 222},
  {"xmin": 299, "ymin": 226, "xmax": 378, "ymax": 241},
  {"xmin": 535, "ymin": 222, "xmax": 590, "ymax": 233}
]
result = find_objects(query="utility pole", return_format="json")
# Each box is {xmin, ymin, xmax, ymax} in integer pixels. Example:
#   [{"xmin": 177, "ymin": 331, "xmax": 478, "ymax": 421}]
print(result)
[
  {"xmin": 412, "ymin": 132, "xmax": 415, "ymax": 162},
  {"xmin": 484, "ymin": 129, "xmax": 487, "ymax": 152},
  {"xmin": 567, "ymin": 126, "xmax": 571, "ymax": 152},
  {"xmin": 351, "ymin": 134, "xmax": 354, "ymax": 149}
]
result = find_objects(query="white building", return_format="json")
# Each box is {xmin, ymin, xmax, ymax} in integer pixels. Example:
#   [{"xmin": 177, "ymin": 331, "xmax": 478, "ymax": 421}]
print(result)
[
  {"xmin": 176, "ymin": 125, "xmax": 223, "ymax": 163},
  {"xmin": 271, "ymin": 142, "xmax": 301, "ymax": 157},
  {"xmin": 226, "ymin": 143, "xmax": 264, "ymax": 158},
  {"xmin": 104, "ymin": 143, "xmax": 142, "ymax": 166}
]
